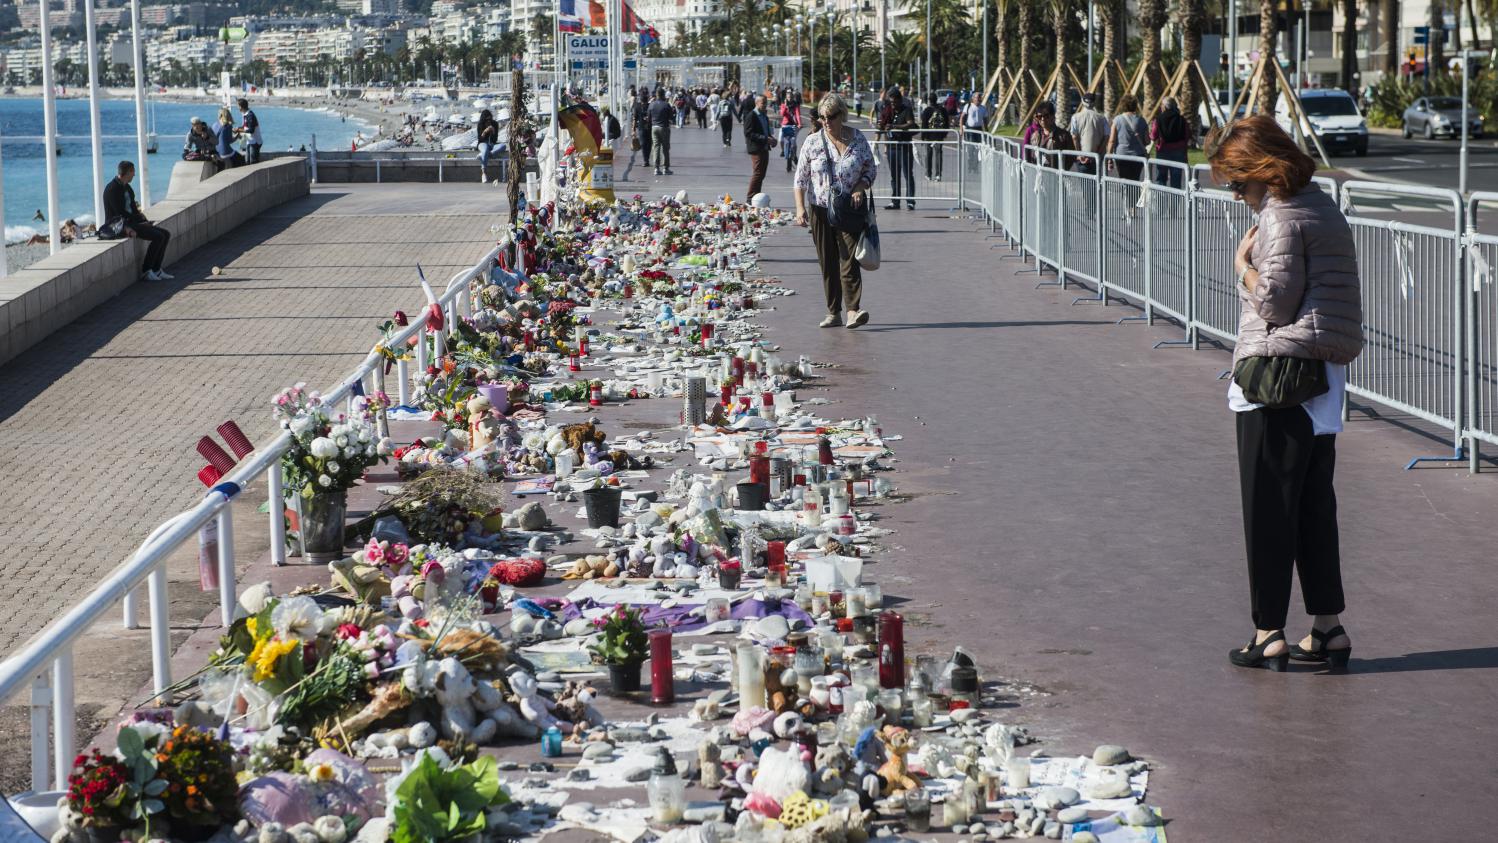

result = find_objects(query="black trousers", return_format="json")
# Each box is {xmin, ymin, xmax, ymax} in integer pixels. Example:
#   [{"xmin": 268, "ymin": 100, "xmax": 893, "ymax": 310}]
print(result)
[
  {"xmin": 1236, "ymin": 407, "xmax": 1346, "ymax": 630},
  {"xmin": 924, "ymin": 143, "xmax": 943, "ymax": 178},
  {"xmin": 886, "ymin": 143, "xmax": 914, "ymax": 206},
  {"xmin": 246, "ymin": 143, "xmax": 262, "ymax": 164},
  {"xmin": 720, "ymin": 115, "xmax": 733, "ymax": 146},
  {"xmin": 129, "ymin": 223, "xmax": 171, "ymax": 273},
  {"xmin": 636, "ymin": 128, "xmax": 652, "ymax": 163},
  {"xmin": 808, "ymin": 205, "xmax": 862, "ymax": 315}
]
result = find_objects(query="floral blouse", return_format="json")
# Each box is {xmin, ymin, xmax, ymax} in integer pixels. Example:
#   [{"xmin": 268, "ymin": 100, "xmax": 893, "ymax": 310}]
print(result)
[{"xmin": 793, "ymin": 128, "xmax": 879, "ymax": 209}]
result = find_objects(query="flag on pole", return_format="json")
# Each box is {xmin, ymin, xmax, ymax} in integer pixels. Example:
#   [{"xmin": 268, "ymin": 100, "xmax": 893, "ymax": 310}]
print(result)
[
  {"xmin": 621, "ymin": 0, "xmax": 647, "ymax": 32},
  {"xmin": 638, "ymin": 25, "xmax": 659, "ymax": 47},
  {"xmin": 559, "ymin": 0, "xmax": 584, "ymax": 32},
  {"xmin": 587, "ymin": 0, "xmax": 607, "ymax": 28}
]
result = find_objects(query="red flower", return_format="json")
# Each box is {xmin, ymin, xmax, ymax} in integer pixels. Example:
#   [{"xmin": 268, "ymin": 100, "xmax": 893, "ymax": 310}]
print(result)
[{"xmin": 335, "ymin": 623, "xmax": 363, "ymax": 640}]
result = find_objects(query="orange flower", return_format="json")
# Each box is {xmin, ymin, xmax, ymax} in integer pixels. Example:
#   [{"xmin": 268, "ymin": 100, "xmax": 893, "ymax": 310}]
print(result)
[{"xmin": 187, "ymin": 785, "xmax": 198, "ymax": 795}]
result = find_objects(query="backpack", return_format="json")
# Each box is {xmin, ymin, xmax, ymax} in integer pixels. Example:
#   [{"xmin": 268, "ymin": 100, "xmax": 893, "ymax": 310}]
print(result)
[{"xmin": 1158, "ymin": 109, "xmax": 1186, "ymax": 144}]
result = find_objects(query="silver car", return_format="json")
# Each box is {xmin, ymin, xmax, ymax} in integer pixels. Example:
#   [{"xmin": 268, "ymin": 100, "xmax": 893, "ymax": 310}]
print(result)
[{"xmin": 1402, "ymin": 96, "xmax": 1485, "ymax": 139}]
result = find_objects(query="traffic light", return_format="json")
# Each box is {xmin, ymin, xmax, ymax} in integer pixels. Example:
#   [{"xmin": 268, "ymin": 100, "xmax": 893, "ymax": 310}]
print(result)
[{"xmin": 1221, "ymin": 51, "xmax": 1230, "ymax": 72}]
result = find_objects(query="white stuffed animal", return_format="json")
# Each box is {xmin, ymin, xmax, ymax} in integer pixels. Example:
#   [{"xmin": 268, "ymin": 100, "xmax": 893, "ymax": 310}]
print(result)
[
  {"xmin": 432, "ymin": 657, "xmax": 496, "ymax": 743},
  {"xmin": 509, "ymin": 669, "xmax": 570, "ymax": 732},
  {"xmin": 750, "ymin": 745, "xmax": 810, "ymax": 802}
]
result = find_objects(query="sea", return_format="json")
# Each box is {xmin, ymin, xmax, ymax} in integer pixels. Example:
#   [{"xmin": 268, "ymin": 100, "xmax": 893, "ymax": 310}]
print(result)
[{"xmin": 2, "ymin": 97, "xmax": 370, "ymax": 241}]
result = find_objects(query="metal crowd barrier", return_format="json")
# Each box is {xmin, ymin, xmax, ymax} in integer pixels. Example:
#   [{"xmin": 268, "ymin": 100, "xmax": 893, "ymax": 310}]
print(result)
[
  {"xmin": 869, "ymin": 133, "xmax": 964, "ymax": 208},
  {"xmin": 0, "ymin": 236, "xmax": 511, "ymax": 792},
  {"xmin": 962, "ymin": 131, "xmax": 1498, "ymax": 471}
]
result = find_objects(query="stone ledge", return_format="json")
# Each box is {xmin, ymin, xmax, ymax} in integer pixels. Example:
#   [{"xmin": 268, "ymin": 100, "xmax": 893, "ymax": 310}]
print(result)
[{"xmin": 0, "ymin": 158, "xmax": 310, "ymax": 367}]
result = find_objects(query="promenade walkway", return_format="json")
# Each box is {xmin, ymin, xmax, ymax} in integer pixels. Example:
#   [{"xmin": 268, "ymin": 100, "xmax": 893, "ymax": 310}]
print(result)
[{"xmin": 4, "ymin": 122, "xmax": 1495, "ymax": 839}]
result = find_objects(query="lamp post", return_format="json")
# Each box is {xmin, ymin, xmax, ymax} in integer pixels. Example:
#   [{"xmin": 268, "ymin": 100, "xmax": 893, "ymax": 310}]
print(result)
[
  {"xmin": 852, "ymin": 4, "xmax": 859, "ymax": 97},
  {"xmin": 880, "ymin": 0, "xmax": 887, "ymax": 92},
  {"xmin": 1227, "ymin": 0, "xmax": 1236, "ymax": 111},
  {"xmin": 924, "ymin": 0, "xmax": 931, "ymax": 98}
]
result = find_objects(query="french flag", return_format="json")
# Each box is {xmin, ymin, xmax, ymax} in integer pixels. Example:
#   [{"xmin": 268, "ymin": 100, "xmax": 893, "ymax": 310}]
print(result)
[{"xmin": 559, "ymin": 0, "xmax": 584, "ymax": 32}]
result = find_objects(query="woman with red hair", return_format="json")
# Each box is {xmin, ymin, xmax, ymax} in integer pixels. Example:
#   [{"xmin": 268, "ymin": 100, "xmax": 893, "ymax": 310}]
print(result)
[{"xmin": 1205, "ymin": 116, "xmax": 1363, "ymax": 672}]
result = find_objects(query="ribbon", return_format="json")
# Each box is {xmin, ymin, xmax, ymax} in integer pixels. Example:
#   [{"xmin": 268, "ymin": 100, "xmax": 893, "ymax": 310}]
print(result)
[
  {"xmin": 416, "ymin": 264, "xmax": 444, "ymax": 332},
  {"xmin": 1390, "ymin": 230, "xmax": 1415, "ymax": 301}
]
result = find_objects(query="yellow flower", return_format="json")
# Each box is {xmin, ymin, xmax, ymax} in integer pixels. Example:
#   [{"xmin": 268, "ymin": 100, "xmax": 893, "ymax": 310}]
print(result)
[
  {"xmin": 246, "ymin": 616, "xmax": 260, "ymax": 641},
  {"xmin": 249, "ymin": 636, "xmax": 301, "ymax": 682},
  {"xmin": 308, "ymin": 763, "xmax": 336, "ymax": 783}
]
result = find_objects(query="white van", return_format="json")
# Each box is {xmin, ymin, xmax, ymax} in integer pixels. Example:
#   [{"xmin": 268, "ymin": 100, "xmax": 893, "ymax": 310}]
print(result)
[{"xmin": 1274, "ymin": 88, "xmax": 1368, "ymax": 156}]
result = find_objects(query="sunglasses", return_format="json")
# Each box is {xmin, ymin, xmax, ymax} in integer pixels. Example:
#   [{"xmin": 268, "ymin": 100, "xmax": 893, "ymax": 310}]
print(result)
[{"xmin": 1227, "ymin": 180, "xmax": 1247, "ymax": 194}]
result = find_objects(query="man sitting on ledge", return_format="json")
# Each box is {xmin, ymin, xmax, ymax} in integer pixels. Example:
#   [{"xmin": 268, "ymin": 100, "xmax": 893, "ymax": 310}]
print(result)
[{"xmin": 103, "ymin": 160, "xmax": 173, "ymax": 282}]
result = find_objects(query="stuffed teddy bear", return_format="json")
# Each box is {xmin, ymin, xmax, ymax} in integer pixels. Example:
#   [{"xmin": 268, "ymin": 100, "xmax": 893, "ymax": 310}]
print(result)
[
  {"xmin": 555, "ymin": 680, "xmax": 603, "ymax": 738},
  {"xmin": 875, "ymin": 726, "xmax": 920, "ymax": 795},
  {"xmin": 508, "ymin": 669, "xmax": 569, "ymax": 733}
]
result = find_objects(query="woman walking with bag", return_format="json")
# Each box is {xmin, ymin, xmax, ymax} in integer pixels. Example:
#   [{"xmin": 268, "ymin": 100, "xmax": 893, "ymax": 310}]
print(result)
[
  {"xmin": 1206, "ymin": 116, "xmax": 1363, "ymax": 672},
  {"xmin": 793, "ymin": 94, "xmax": 878, "ymax": 329}
]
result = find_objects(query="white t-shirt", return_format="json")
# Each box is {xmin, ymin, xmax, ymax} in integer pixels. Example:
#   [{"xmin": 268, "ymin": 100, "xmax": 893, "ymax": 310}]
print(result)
[{"xmin": 1228, "ymin": 361, "xmax": 1347, "ymax": 435}]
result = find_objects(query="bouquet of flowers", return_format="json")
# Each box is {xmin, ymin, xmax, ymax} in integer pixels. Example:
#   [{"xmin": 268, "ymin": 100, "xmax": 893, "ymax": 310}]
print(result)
[
  {"xmin": 65, "ymin": 749, "xmax": 134, "ymax": 830},
  {"xmin": 273, "ymin": 384, "xmax": 391, "ymax": 498},
  {"xmin": 588, "ymin": 605, "xmax": 649, "ymax": 666}
]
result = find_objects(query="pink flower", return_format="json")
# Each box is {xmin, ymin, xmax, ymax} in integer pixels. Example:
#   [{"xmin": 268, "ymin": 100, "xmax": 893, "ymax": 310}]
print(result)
[
  {"xmin": 335, "ymin": 623, "xmax": 363, "ymax": 641},
  {"xmin": 364, "ymin": 538, "xmax": 385, "ymax": 565}
]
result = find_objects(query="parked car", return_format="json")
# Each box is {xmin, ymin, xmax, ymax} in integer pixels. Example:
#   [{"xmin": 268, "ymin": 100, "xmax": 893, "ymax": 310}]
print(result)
[
  {"xmin": 1275, "ymin": 88, "xmax": 1368, "ymax": 156},
  {"xmin": 1197, "ymin": 89, "xmax": 1247, "ymax": 135},
  {"xmin": 1401, "ymin": 96, "xmax": 1485, "ymax": 139}
]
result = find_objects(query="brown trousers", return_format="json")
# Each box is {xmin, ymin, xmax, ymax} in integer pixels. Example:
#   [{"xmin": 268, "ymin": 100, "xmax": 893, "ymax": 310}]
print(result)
[
  {"xmin": 809, "ymin": 204, "xmax": 863, "ymax": 316},
  {"xmin": 747, "ymin": 151, "xmax": 769, "ymax": 198}
]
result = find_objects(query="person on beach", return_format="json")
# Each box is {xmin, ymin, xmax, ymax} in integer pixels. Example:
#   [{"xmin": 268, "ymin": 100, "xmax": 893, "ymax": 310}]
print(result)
[
  {"xmin": 1207, "ymin": 116, "xmax": 1363, "ymax": 673},
  {"xmin": 794, "ymin": 93, "xmax": 876, "ymax": 329},
  {"xmin": 744, "ymin": 95, "xmax": 774, "ymax": 199},
  {"xmin": 235, "ymin": 98, "xmax": 262, "ymax": 164},
  {"xmin": 103, "ymin": 160, "xmax": 173, "ymax": 282},
  {"xmin": 1106, "ymin": 94, "xmax": 1148, "ymax": 181},
  {"xmin": 648, "ymin": 89, "xmax": 675, "ymax": 176},
  {"xmin": 476, "ymin": 108, "xmax": 500, "ymax": 183},
  {"xmin": 213, "ymin": 107, "xmax": 243, "ymax": 168}
]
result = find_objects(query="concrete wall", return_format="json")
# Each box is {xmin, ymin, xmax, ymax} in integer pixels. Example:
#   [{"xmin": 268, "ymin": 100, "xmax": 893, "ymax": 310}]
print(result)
[{"xmin": 0, "ymin": 158, "xmax": 309, "ymax": 367}]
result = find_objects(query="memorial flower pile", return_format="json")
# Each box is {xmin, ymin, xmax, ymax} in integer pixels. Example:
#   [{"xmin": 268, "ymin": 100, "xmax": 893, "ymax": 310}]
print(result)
[{"xmin": 273, "ymin": 384, "xmax": 391, "ymax": 496}]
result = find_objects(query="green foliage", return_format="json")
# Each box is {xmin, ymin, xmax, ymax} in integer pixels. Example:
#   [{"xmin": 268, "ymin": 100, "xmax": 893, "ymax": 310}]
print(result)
[
  {"xmin": 277, "ymin": 645, "xmax": 368, "ymax": 730},
  {"xmin": 1362, "ymin": 74, "xmax": 1489, "ymax": 128},
  {"xmin": 392, "ymin": 754, "xmax": 509, "ymax": 843},
  {"xmin": 588, "ymin": 604, "xmax": 650, "ymax": 665},
  {"xmin": 116, "ymin": 727, "xmax": 167, "ymax": 831}
]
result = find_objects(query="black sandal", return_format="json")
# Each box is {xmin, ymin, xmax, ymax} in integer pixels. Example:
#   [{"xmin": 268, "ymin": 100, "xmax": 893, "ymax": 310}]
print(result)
[
  {"xmin": 1228, "ymin": 630, "xmax": 1289, "ymax": 672},
  {"xmin": 1288, "ymin": 625, "xmax": 1352, "ymax": 669}
]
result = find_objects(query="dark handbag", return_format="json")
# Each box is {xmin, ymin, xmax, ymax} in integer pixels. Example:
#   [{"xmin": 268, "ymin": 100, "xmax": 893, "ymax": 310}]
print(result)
[
  {"xmin": 1232, "ymin": 356, "xmax": 1329, "ymax": 409},
  {"xmin": 821, "ymin": 131, "xmax": 868, "ymax": 234},
  {"xmin": 97, "ymin": 218, "xmax": 127, "ymax": 240}
]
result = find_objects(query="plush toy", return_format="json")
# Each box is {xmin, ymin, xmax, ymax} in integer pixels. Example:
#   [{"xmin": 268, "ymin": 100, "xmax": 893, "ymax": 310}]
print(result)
[
  {"xmin": 509, "ymin": 669, "xmax": 570, "ymax": 733},
  {"xmin": 327, "ymin": 558, "xmax": 389, "ymax": 605},
  {"xmin": 751, "ymin": 744, "xmax": 811, "ymax": 803},
  {"xmin": 699, "ymin": 741, "xmax": 724, "ymax": 788},
  {"xmin": 812, "ymin": 743, "xmax": 853, "ymax": 796},
  {"xmin": 555, "ymin": 680, "xmax": 603, "ymax": 737},
  {"xmin": 875, "ymin": 726, "xmax": 920, "ymax": 795},
  {"xmin": 764, "ymin": 666, "xmax": 797, "ymax": 715}
]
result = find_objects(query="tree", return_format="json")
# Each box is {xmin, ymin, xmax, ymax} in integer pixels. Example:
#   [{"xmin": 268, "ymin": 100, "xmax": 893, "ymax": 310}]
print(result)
[
  {"xmin": 1139, "ymin": 0, "xmax": 1167, "ymax": 109},
  {"xmin": 1256, "ymin": 0, "xmax": 1277, "ymax": 114},
  {"xmin": 1015, "ymin": 0, "xmax": 1033, "ymax": 110},
  {"xmin": 1381, "ymin": 0, "xmax": 1399, "ymax": 75},
  {"xmin": 1100, "ymin": 0, "xmax": 1122, "ymax": 112},
  {"xmin": 1429, "ymin": 1, "xmax": 1445, "ymax": 74},
  {"xmin": 1050, "ymin": 0, "xmax": 1071, "ymax": 128},
  {"xmin": 1340, "ymin": 0, "xmax": 1358, "ymax": 93},
  {"xmin": 1176, "ymin": 0, "xmax": 1205, "ymax": 135}
]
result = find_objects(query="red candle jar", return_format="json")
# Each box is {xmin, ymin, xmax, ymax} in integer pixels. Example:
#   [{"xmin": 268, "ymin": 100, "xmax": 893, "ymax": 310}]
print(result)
[
  {"xmin": 701, "ymin": 322, "xmax": 715, "ymax": 346},
  {"xmin": 877, "ymin": 611, "xmax": 905, "ymax": 689},
  {"xmin": 720, "ymin": 384, "xmax": 732, "ymax": 406},
  {"xmin": 569, "ymin": 354, "xmax": 581, "ymax": 372},
  {"xmin": 817, "ymin": 436, "xmax": 835, "ymax": 466},
  {"xmin": 749, "ymin": 455, "xmax": 771, "ymax": 486},
  {"xmin": 731, "ymin": 356, "xmax": 746, "ymax": 378},
  {"xmin": 765, "ymin": 540, "xmax": 786, "ymax": 568},
  {"xmin": 579, "ymin": 336, "xmax": 589, "ymax": 356},
  {"xmin": 649, "ymin": 629, "xmax": 675, "ymax": 705},
  {"xmin": 524, "ymin": 330, "xmax": 536, "ymax": 351},
  {"xmin": 738, "ymin": 396, "xmax": 752, "ymax": 411},
  {"xmin": 761, "ymin": 391, "xmax": 775, "ymax": 410},
  {"xmin": 746, "ymin": 360, "xmax": 759, "ymax": 377},
  {"xmin": 589, "ymin": 383, "xmax": 603, "ymax": 407},
  {"xmin": 623, "ymin": 283, "xmax": 634, "ymax": 299}
]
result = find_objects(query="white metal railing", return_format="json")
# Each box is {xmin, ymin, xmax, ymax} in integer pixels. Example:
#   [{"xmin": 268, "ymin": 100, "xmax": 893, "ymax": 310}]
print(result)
[
  {"xmin": 961, "ymin": 131, "xmax": 1498, "ymax": 472},
  {"xmin": 0, "ymin": 236, "xmax": 509, "ymax": 792}
]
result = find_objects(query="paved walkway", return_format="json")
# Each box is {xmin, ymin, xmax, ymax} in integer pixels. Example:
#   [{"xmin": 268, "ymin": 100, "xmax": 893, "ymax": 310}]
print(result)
[{"xmin": 625, "ymin": 125, "xmax": 1498, "ymax": 838}]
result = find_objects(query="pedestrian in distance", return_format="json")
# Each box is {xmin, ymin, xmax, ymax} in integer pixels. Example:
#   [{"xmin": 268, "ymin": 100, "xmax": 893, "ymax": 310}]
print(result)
[
  {"xmin": 632, "ymin": 92, "xmax": 653, "ymax": 167},
  {"xmin": 878, "ymin": 86, "xmax": 916, "ymax": 209},
  {"xmin": 213, "ymin": 106, "xmax": 244, "ymax": 169},
  {"xmin": 649, "ymin": 89, "xmax": 675, "ymax": 175},
  {"xmin": 1206, "ymin": 116, "xmax": 1363, "ymax": 673},
  {"xmin": 695, "ymin": 89, "xmax": 709, "ymax": 128},
  {"xmin": 600, "ymin": 105, "xmax": 623, "ymax": 148},
  {"xmin": 794, "ymin": 93, "xmax": 877, "ymax": 329},
  {"xmin": 779, "ymin": 94, "xmax": 802, "ymax": 172},
  {"xmin": 1019, "ymin": 100, "xmax": 1073, "ymax": 166},
  {"xmin": 476, "ymin": 108, "xmax": 500, "ymax": 183},
  {"xmin": 744, "ymin": 94, "xmax": 775, "ymax": 199},
  {"xmin": 1106, "ymin": 94, "xmax": 1148, "ymax": 181},
  {"xmin": 235, "ymin": 98, "xmax": 262, "ymax": 164},
  {"xmin": 715, "ymin": 89, "xmax": 735, "ymax": 148},
  {"xmin": 919, "ymin": 92, "xmax": 950, "ymax": 181},
  {"xmin": 1150, "ymin": 96, "xmax": 1190, "ymax": 188},
  {"xmin": 1068, "ymin": 92, "xmax": 1110, "ymax": 175},
  {"xmin": 102, "ymin": 160, "xmax": 173, "ymax": 282}
]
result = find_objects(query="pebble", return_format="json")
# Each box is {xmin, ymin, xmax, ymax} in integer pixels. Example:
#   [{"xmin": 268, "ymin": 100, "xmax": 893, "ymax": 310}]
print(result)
[
  {"xmin": 624, "ymin": 767, "xmax": 652, "ymax": 783},
  {"xmin": 1057, "ymin": 807, "xmax": 1088, "ymax": 824},
  {"xmin": 498, "ymin": 761, "xmax": 521, "ymax": 771},
  {"xmin": 610, "ymin": 727, "xmax": 649, "ymax": 742},
  {"xmin": 648, "ymin": 726, "xmax": 670, "ymax": 741},
  {"xmin": 970, "ymin": 822, "xmax": 987, "ymax": 834},
  {"xmin": 527, "ymin": 762, "xmax": 556, "ymax": 773},
  {"xmin": 582, "ymin": 742, "xmax": 615, "ymax": 760},
  {"xmin": 1124, "ymin": 805, "xmax": 1162, "ymax": 827},
  {"xmin": 563, "ymin": 618, "xmax": 594, "ymax": 636},
  {"xmin": 566, "ymin": 768, "xmax": 591, "ymax": 782},
  {"xmin": 972, "ymin": 835, "xmax": 988, "ymax": 842},
  {"xmin": 691, "ymin": 643, "xmax": 719, "ymax": 656},
  {"xmin": 682, "ymin": 802, "xmax": 728, "ymax": 823},
  {"xmin": 953, "ymin": 824, "xmax": 969, "ymax": 835},
  {"xmin": 751, "ymin": 614, "xmax": 790, "ymax": 640},
  {"xmin": 950, "ymin": 707, "xmax": 979, "ymax": 723},
  {"xmin": 876, "ymin": 828, "xmax": 894, "ymax": 838},
  {"xmin": 1092, "ymin": 744, "xmax": 1130, "ymax": 766},
  {"xmin": 1034, "ymin": 786, "xmax": 1080, "ymax": 811},
  {"xmin": 1072, "ymin": 834, "xmax": 1100, "ymax": 843},
  {"xmin": 1043, "ymin": 820, "xmax": 1061, "ymax": 839}
]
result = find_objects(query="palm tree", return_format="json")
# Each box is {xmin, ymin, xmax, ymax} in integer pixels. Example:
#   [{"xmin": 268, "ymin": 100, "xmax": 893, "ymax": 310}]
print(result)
[
  {"xmin": 1340, "ymin": 0, "xmax": 1357, "ymax": 92},
  {"xmin": 1139, "ymin": 0, "xmax": 1167, "ymax": 109},
  {"xmin": 1100, "ymin": 0, "xmax": 1122, "ymax": 112},
  {"xmin": 1256, "ymin": 0, "xmax": 1276, "ymax": 114},
  {"xmin": 1176, "ymin": 0, "xmax": 1205, "ymax": 135},
  {"xmin": 1050, "ymin": 0, "xmax": 1072, "ymax": 127},
  {"xmin": 886, "ymin": 31, "xmax": 922, "ymax": 87},
  {"xmin": 1381, "ymin": 0, "xmax": 1400, "ymax": 75},
  {"xmin": 1429, "ymin": 1, "xmax": 1445, "ymax": 72},
  {"xmin": 994, "ymin": 0, "xmax": 1011, "ymax": 84},
  {"xmin": 1015, "ymin": 0, "xmax": 1034, "ymax": 111}
]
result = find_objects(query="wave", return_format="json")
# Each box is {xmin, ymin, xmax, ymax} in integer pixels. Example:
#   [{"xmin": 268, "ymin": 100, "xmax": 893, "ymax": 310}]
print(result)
[{"xmin": 6, "ymin": 225, "xmax": 40, "ymax": 244}]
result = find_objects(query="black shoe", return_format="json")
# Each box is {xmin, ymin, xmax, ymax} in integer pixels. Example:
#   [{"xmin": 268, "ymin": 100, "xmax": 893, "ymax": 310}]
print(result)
[
  {"xmin": 1288, "ymin": 625, "xmax": 1352, "ymax": 669},
  {"xmin": 1228, "ymin": 630, "xmax": 1289, "ymax": 671},
  {"xmin": 665, "ymin": 169, "xmax": 675, "ymax": 175},
  {"xmin": 907, "ymin": 203, "xmax": 916, "ymax": 210},
  {"xmin": 883, "ymin": 203, "xmax": 901, "ymax": 210}
]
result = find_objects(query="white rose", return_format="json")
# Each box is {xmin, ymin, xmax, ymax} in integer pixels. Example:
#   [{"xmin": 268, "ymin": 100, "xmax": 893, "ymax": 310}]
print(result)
[
  {"xmin": 335, "ymin": 435, "xmax": 349, "ymax": 448},
  {"xmin": 377, "ymin": 437, "xmax": 394, "ymax": 455},
  {"xmin": 290, "ymin": 417, "xmax": 314, "ymax": 437},
  {"xmin": 318, "ymin": 474, "xmax": 333, "ymax": 487},
  {"xmin": 327, "ymin": 461, "xmax": 341, "ymax": 473},
  {"xmin": 271, "ymin": 595, "xmax": 324, "ymax": 642},
  {"xmin": 344, "ymin": 447, "xmax": 359, "ymax": 459},
  {"xmin": 359, "ymin": 429, "xmax": 372, "ymax": 443},
  {"xmin": 310, "ymin": 437, "xmax": 339, "ymax": 458}
]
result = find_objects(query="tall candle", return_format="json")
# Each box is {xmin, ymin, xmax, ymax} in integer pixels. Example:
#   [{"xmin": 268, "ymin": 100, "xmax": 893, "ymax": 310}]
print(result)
[
  {"xmin": 878, "ymin": 611, "xmax": 906, "ymax": 689},
  {"xmin": 650, "ymin": 630, "xmax": 675, "ymax": 704},
  {"xmin": 736, "ymin": 643, "xmax": 766, "ymax": 709}
]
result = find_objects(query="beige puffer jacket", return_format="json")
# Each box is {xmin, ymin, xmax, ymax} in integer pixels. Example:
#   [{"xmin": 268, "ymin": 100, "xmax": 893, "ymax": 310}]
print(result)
[{"xmin": 1234, "ymin": 184, "xmax": 1364, "ymax": 366}]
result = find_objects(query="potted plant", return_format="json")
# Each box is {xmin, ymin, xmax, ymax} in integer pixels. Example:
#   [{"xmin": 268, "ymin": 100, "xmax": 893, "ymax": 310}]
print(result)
[
  {"xmin": 390, "ymin": 752, "xmax": 509, "ymax": 843},
  {"xmin": 274, "ymin": 384, "xmax": 390, "ymax": 562},
  {"xmin": 589, "ymin": 605, "xmax": 650, "ymax": 694},
  {"xmin": 65, "ymin": 749, "xmax": 137, "ymax": 842},
  {"xmin": 154, "ymin": 726, "xmax": 240, "ymax": 840},
  {"xmin": 581, "ymin": 479, "xmax": 623, "ymax": 529}
]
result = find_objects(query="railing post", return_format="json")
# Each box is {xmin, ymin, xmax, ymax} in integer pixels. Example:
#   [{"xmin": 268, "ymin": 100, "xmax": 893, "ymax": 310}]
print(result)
[
  {"xmin": 1143, "ymin": 177, "xmax": 1155, "ymax": 326},
  {"xmin": 217, "ymin": 509, "xmax": 235, "ymax": 628},
  {"xmin": 434, "ymin": 327, "xmax": 447, "ymax": 358},
  {"xmin": 268, "ymin": 462, "xmax": 286, "ymax": 567},
  {"xmin": 148, "ymin": 563, "xmax": 172, "ymax": 705},
  {"xmin": 122, "ymin": 585, "xmax": 139, "ymax": 629},
  {"xmin": 956, "ymin": 131, "xmax": 965, "ymax": 212},
  {"xmin": 439, "ymin": 158, "xmax": 444, "ymax": 183},
  {"xmin": 415, "ymin": 330, "xmax": 429, "ymax": 373},
  {"xmin": 397, "ymin": 359, "xmax": 411, "ymax": 407},
  {"xmin": 1188, "ymin": 171, "xmax": 1200, "ymax": 349},
  {"xmin": 372, "ymin": 363, "xmax": 390, "ymax": 439},
  {"xmin": 309, "ymin": 133, "xmax": 318, "ymax": 184},
  {"xmin": 51, "ymin": 648, "xmax": 74, "ymax": 791},
  {"xmin": 376, "ymin": 157, "xmax": 382, "ymax": 183},
  {"xmin": 30, "ymin": 670, "xmax": 50, "ymax": 792}
]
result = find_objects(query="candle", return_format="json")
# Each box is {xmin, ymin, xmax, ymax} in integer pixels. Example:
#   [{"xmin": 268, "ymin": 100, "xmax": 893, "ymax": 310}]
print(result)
[
  {"xmin": 701, "ymin": 322, "xmax": 715, "ymax": 346},
  {"xmin": 911, "ymin": 693, "xmax": 934, "ymax": 727},
  {"xmin": 650, "ymin": 630, "xmax": 675, "ymax": 705},
  {"xmin": 878, "ymin": 611, "xmax": 906, "ymax": 689},
  {"xmin": 845, "ymin": 588, "xmax": 868, "ymax": 619},
  {"xmin": 1006, "ymin": 757, "xmax": 1031, "ymax": 790},
  {"xmin": 736, "ymin": 643, "xmax": 766, "ymax": 709},
  {"xmin": 569, "ymin": 354, "xmax": 581, "ymax": 372},
  {"xmin": 817, "ymin": 435, "xmax": 835, "ymax": 465},
  {"xmin": 579, "ymin": 335, "xmax": 589, "ymax": 356},
  {"xmin": 749, "ymin": 455, "xmax": 771, "ymax": 486},
  {"xmin": 877, "ymin": 688, "xmax": 904, "ymax": 722},
  {"xmin": 765, "ymin": 541, "xmax": 787, "ymax": 568},
  {"xmin": 904, "ymin": 788, "xmax": 932, "ymax": 832}
]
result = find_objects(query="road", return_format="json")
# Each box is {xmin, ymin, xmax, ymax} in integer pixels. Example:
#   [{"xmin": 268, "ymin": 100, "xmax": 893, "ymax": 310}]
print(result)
[{"xmin": 1340, "ymin": 131, "xmax": 1498, "ymax": 193}]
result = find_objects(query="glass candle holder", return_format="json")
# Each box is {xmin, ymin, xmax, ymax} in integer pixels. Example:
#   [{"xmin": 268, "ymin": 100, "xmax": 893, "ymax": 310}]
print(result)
[
  {"xmin": 862, "ymin": 582, "xmax": 883, "ymax": 609},
  {"xmin": 649, "ymin": 629, "xmax": 674, "ymax": 705},
  {"xmin": 1006, "ymin": 757, "xmax": 1031, "ymax": 791},
  {"xmin": 910, "ymin": 693, "xmax": 935, "ymax": 727},
  {"xmin": 845, "ymin": 587, "xmax": 868, "ymax": 619},
  {"xmin": 904, "ymin": 788, "xmax": 932, "ymax": 832},
  {"xmin": 876, "ymin": 688, "xmax": 904, "ymax": 722}
]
